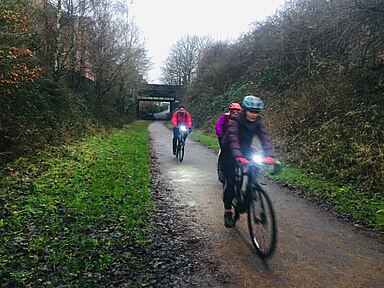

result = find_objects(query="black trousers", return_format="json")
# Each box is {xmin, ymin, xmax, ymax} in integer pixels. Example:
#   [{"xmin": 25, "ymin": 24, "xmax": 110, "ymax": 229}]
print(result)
[{"xmin": 220, "ymin": 148, "xmax": 236, "ymax": 210}]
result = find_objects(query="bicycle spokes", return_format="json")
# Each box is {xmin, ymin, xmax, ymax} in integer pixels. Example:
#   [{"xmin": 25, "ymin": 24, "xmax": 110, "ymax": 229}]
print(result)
[{"xmin": 247, "ymin": 189, "xmax": 277, "ymax": 258}]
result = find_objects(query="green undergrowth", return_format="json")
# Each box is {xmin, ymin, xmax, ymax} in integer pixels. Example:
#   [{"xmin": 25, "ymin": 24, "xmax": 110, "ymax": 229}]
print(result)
[
  {"xmin": 167, "ymin": 122, "xmax": 220, "ymax": 152},
  {"xmin": 189, "ymin": 129, "xmax": 220, "ymax": 153},
  {"xmin": 0, "ymin": 121, "xmax": 154, "ymax": 287},
  {"xmin": 190, "ymin": 128, "xmax": 384, "ymax": 232},
  {"xmin": 274, "ymin": 165, "xmax": 384, "ymax": 231}
]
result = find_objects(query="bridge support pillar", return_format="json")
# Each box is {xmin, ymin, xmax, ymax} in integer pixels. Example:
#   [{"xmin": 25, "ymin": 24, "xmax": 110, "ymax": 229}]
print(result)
[{"xmin": 170, "ymin": 100, "xmax": 180, "ymax": 114}]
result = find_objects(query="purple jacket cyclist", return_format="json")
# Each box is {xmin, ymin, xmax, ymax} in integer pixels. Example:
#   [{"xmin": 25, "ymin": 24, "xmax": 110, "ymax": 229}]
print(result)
[
  {"xmin": 215, "ymin": 103, "xmax": 242, "ymax": 183},
  {"xmin": 215, "ymin": 102, "xmax": 242, "ymax": 147}
]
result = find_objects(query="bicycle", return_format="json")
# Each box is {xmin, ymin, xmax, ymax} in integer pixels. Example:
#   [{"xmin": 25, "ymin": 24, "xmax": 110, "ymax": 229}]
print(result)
[
  {"xmin": 217, "ymin": 149, "xmax": 225, "ymax": 183},
  {"xmin": 232, "ymin": 152, "xmax": 281, "ymax": 258},
  {"xmin": 175, "ymin": 125, "xmax": 189, "ymax": 162}
]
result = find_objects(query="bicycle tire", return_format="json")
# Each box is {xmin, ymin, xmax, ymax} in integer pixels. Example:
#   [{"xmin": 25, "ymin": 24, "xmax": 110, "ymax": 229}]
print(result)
[
  {"xmin": 232, "ymin": 186, "xmax": 240, "ymax": 222},
  {"xmin": 217, "ymin": 150, "xmax": 225, "ymax": 183},
  {"xmin": 179, "ymin": 143, "xmax": 184, "ymax": 161},
  {"xmin": 232, "ymin": 175, "xmax": 244, "ymax": 222},
  {"xmin": 247, "ymin": 187, "xmax": 277, "ymax": 258},
  {"xmin": 175, "ymin": 138, "xmax": 180, "ymax": 158},
  {"xmin": 177, "ymin": 136, "xmax": 185, "ymax": 162}
]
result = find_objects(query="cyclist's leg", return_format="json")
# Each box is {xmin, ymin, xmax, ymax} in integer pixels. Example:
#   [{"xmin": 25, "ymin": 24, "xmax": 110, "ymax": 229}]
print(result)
[
  {"xmin": 172, "ymin": 127, "xmax": 178, "ymax": 154},
  {"xmin": 221, "ymin": 149, "xmax": 236, "ymax": 227},
  {"xmin": 223, "ymin": 167, "xmax": 235, "ymax": 209}
]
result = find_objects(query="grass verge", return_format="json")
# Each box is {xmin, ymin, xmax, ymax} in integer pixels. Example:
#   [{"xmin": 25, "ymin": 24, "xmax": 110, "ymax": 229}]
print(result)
[
  {"xmin": 190, "ymin": 129, "xmax": 384, "ymax": 232},
  {"xmin": 0, "ymin": 121, "xmax": 154, "ymax": 287},
  {"xmin": 189, "ymin": 129, "xmax": 219, "ymax": 153}
]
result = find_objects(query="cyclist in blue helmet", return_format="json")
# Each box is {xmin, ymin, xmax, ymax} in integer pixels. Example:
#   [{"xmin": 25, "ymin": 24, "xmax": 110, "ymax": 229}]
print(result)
[{"xmin": 220, "ymin": 95, "xmax": 276, "ymax": 228}]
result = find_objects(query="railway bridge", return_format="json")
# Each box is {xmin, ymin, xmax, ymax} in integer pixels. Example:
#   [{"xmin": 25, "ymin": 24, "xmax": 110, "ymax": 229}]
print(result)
[{"xmin": 137, "ymin": 84, "xmax": 185, "ymax": 120}]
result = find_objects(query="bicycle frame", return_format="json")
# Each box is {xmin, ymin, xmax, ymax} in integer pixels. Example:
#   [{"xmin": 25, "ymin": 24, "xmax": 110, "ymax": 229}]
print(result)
[
  {"xmin": 175, "ymin": 126, "xmax": 188, "ymax": 162},
  {"xmin": 233, "ymin": 154, "xmax": 279, "ymax": 258},
  {"xmin": 233, "ymin": 163, "xmax": 258, "ymax": 216}
]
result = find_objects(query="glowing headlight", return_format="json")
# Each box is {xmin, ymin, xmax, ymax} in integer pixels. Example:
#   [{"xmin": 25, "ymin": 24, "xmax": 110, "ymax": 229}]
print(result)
[
  {"xmin": 180, "ymin": 126, "xmax": 187, "ymax": 132},
  {"xmin": 252, "ymin": 154, "xmax": 263, "ymax": 164}
]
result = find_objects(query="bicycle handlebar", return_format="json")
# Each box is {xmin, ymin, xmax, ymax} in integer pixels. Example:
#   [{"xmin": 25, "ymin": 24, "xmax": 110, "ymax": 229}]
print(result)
[{"xmin": 237, "ymin": 157, "xmax": 282, "ymax": 176}]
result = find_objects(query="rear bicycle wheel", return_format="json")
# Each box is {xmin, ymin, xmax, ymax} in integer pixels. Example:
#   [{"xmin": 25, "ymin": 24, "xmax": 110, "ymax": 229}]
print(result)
[
  {"xmin": 217, "ymin": 150, "xmax": 225, "ymax": 183},
  {"xmin": 247, "ymin": 187, "xmax": 277, "ymax": 258}
]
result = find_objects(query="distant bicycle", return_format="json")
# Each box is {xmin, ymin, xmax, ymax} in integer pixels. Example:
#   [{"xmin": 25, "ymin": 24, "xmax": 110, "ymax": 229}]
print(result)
[
  {"xmin": 233, "ymin": 151, "xmax": 281, "ymax": 258},
  {"xmin": 175, "ymin": 125, "xmax": 189, "ymax": 162}
]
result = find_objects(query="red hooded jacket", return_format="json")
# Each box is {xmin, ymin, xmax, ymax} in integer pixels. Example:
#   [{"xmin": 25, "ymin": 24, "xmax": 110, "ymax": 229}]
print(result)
[{"xmin": 172, "ymin": 111, "xmax": 192, "ymax": 128}]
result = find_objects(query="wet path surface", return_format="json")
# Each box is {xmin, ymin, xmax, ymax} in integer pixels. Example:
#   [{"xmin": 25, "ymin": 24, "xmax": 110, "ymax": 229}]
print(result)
[{"xmin": 148, "ymin": 121, "xmax": 383, "ymax": 288}]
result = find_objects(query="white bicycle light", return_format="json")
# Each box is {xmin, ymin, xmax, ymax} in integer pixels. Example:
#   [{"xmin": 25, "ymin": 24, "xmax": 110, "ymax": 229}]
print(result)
[
  {"xmin": 252, "ymin": 154, "xmax": 263, "ymax": 164},
  {"xmin": 180, "ymin": 126, "xmax": 187, "ymax": 132}
]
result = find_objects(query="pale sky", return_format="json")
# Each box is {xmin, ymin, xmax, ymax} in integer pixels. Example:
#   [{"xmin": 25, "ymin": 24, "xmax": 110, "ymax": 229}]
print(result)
[{"xmin": 131, "ymin": 0, "xmax": 286, "ymax": 84}]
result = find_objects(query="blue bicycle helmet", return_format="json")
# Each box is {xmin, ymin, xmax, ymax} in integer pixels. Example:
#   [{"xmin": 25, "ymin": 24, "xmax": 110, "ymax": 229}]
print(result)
[{"xmin": 242, "ymin": 95, "xmax": 264, "ymax": 112}]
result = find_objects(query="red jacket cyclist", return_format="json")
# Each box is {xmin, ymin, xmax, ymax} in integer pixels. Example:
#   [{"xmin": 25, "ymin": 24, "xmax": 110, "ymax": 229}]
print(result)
[{"xmin": 171, "ymin": 105, "xmax": 192, "ymax": 155}]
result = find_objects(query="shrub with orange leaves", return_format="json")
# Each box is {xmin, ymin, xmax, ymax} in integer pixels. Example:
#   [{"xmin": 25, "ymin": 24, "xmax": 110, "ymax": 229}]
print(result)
[
  {"xmin": 0, "ymin": 47, "xmax": 43, "ymax": 94},
  {"xmin": 0, "ymin": 5, "xmax": 43, "ymax": 95},
  {"xmin": 1, "ymin": 9, "xmax": 29, "ymax": 32}
]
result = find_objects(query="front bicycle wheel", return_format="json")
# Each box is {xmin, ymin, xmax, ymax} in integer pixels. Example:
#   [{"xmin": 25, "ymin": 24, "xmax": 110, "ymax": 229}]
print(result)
[
  {"xmin": 247, "ymin": 187, "xmax": 277, "ymax": 258},
  {"xmin": 175, "ymin": 142, "xmax": 180, "ymax": 158},
  {"xmin": 178, "ymin": 141, "xmax": 185, "ymax": 162}
]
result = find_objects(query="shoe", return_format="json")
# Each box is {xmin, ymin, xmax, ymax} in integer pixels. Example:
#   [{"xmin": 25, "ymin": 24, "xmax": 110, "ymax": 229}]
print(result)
[
  {"xmin": 173, "ymin": 150, "xmax": 176, "ymax": 155},
  {"xmin": 224, "ymin": 212, "xmax": 235, "ymax": 228}
]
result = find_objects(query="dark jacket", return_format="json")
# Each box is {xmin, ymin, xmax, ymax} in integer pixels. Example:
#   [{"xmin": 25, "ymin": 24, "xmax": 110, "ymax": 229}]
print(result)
[{"xmin": 222, "ymin": 110, "xmax": 275, "ymax": 158}]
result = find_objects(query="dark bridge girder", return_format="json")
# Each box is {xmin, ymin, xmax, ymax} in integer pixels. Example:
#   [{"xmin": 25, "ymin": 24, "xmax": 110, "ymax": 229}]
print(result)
[
  {"xmin": 137, "ymin": 84, "xmax": 185, "ymax": 116},
  {"xmin": 137, "ymin": 84, "xmax": 185, "ymax": 102}
]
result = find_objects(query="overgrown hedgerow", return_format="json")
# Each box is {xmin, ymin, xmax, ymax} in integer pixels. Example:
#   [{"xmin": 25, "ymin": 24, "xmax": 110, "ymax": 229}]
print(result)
[{"xmin": 185, "ymin": 0, "xmax": 384, "ymax": 201}]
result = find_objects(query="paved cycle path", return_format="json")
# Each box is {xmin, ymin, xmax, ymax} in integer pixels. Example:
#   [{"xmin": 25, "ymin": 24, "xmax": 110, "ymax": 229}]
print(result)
[{"xmin": 149, "ymin": 121, "xmax": 383, "ymax": 288}]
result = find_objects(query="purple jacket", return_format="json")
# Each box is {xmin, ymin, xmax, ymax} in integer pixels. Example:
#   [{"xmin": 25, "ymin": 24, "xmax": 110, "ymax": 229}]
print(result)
[
  {"xmin": 222, "ymin": 110, "xmax": 275, "ymax": 158},
  {"xmin": 215, "ymin": 113, "xmax": 230, "ymax": 138}
]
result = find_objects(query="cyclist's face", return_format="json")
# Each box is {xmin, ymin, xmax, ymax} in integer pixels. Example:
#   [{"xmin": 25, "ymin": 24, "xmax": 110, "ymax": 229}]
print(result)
[
  {"xmin": 179, "ymin": 108, "xmax": 185, "ymax": 114},
  {"xmin": 245, "ymin": 110, "xmax": 259, "ymax": 122}
]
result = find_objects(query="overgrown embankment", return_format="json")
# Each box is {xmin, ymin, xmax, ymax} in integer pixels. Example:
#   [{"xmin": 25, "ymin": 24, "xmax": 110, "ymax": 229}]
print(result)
[
  {"xmin": 185, "ymin": 0, "xmax": 383, "ymax": 220},
  {"xmin": 189, "ymin": 129, "xmax": 384, "ymax": 232},
  {"xmin": 0, "ymin": 121, "xmax": 154, "ymax": 287}
]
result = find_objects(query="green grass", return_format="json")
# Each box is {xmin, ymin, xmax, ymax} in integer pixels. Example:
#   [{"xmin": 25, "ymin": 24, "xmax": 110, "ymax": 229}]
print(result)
[
  {"xmin": 0, "ymin": 121, "xmax": 154, "ymax": 287},
  {"xmin": 274, "ymin": 165, "xmax": 384, "ymax": 231},
  {"xmin": 189, "ymin": 129, "xmax": 220, "ymax": 153},
  {"xmin": 190, "ymin": 128, "xmax": 384, "ymax": 232},
  {"xmin": 167, "ymin": 122, "xmax": 220, "ymax": 152}
]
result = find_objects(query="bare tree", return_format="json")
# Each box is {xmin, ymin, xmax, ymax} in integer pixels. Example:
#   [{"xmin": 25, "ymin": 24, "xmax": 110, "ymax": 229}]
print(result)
[
  {"xmin": 88, "ymin": 0, "xmax": 149, "ymax": 109},
  {"xmin": 161, "ymin": 35, "xmax": 211, "ymax": 85}
]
